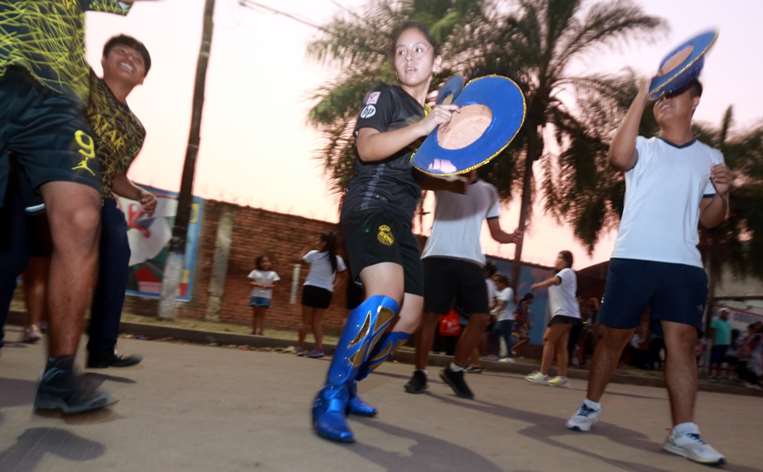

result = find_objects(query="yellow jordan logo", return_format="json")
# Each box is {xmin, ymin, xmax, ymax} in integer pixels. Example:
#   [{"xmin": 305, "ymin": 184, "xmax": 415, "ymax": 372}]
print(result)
[{"xmin": 71, "ymin": 129, "xmax": 96, "ymax": 176}]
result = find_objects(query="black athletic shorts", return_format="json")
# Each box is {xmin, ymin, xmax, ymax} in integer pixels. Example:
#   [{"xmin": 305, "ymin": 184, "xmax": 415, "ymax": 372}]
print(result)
[
  {"xmin": 598, "ymin": 258, "xmax": 708, "ymax": 330},
  {"xmin": 423, "ymin": 256, "xmax": 489, "ymax": 316},
  {"xmin": 548, "ymin": 315, "xmax": 581, "ymax": 327},
  {"xmin": 0, "ymin": 67, "xmax": 101, "ymax": 205},
  {"xmin": 341, "ymin": 208, "xmax": 424, "ymax": 296},
  {"xmin": 301, "ymin": 284, "xmax": 333, "ymax": 310}
]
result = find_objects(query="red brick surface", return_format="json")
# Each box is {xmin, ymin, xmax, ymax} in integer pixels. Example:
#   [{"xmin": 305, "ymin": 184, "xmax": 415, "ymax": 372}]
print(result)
[{"xmin": 123, "ymin": 201, "xmax": 350, "ymax": 333}]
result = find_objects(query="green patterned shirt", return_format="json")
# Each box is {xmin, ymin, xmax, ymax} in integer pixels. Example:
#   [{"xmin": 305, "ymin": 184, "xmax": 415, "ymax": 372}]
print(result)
[
  {"xmin": 0, "ymin": 0, "xmax": 131, "ymax": 105},
  {"xmin": 86, "ymin": 70, "xmax": 145, "ymax": 198}
]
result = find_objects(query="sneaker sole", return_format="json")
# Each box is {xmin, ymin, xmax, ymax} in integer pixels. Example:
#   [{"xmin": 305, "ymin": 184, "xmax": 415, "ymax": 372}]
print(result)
[
  {"xmin": 525, "ymin": 378, "xmax": 549, "ymax": 385},
  {"xmin": 439, "ymin": 371, "xmax": 474, "ymax": 399},
  {"xmin": 566, "ymin": 420, "xmax": 593, "ymax": 432},
  {"xmin": 404, "ymin": 383, "xmax": 427, "ymax": 394},
  {"xmin": 663, "ymin": 443, "xmax": 726, "ymax": 466},
  {"xmin": 34, "ymin": 395, "xmax": 118, "ymax": 415}
]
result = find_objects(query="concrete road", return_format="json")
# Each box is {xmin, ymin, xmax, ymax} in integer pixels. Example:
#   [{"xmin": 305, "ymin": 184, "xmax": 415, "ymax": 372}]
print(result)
[{"xmin": 1, "ymin": 326, "xmax": 761, "ymax": 472}]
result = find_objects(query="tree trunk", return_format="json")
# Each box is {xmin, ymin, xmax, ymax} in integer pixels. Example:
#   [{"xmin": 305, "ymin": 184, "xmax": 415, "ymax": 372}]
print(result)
[
  {"xmin": 159, "ymin": 0, "xmax": 217, "ymax": 319},
  {"xmin": 511, "ymin": 125, "xmax": 540, "ymax": 293}
]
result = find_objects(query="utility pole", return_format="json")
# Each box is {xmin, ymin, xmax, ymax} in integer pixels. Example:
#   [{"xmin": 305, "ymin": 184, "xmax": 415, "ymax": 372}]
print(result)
[{"xmin": 159, "ymin": 0, "xmax": 217, "ymax": 319}]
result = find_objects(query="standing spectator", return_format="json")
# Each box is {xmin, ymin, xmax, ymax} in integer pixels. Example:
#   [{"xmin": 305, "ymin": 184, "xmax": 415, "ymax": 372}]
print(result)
[
  {"xmin": 297, "ymin": 232, "xmax": 346, "ymax": 358},
  {"xmin": 526, "ymin": 250, "xmax": 580, "ymax": 388},
  {"xmin": 567, "ymin": 297, "xmax": 584, "ymax": 367},
  {"xmin": 709, "ymin": 308, "xmax": 732, "ymax": 379},
  {"xmin": 466, "ymin": 262, "xmax": 499, "ymax": 371},
  {"xmin": 511, "ymin": 293, "xmax": 534, "ymax": 357},
  {"xmin": 736, "ymin": 322, "xmax": 763, "ymax": 389},
  {"xmin": 248, "ymin": 255, "xmax": 280, "ymax": 335},
  {"xmin": 493, "ymin": 274, "xmax": 516, "ymax": 363},
  {"xmin": 723, "ymin": 329, "xmax": 742, "ymax": 381}
]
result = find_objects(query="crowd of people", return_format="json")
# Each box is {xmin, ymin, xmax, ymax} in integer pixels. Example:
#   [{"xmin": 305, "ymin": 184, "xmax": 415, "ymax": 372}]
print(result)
[{"xmin": 0, "ymin": 5, "xmax": 755, "ymax": 469}]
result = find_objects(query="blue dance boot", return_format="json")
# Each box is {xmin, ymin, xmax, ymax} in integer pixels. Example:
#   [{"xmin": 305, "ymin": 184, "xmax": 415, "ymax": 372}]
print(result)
[
  {"xmin": 356, "ymin": 331, "xmax": 412, "ymax": 381},
  {"xmin": 349, "ymin": 331, "xmax": 412, "ymax": 416},
  {"xmin": 312, "ymin": 295, "xmax": 399, "ymax": 442},
  {"xmin": 347, "ymin": 381, "xmax": 377, "ymax": 417}
]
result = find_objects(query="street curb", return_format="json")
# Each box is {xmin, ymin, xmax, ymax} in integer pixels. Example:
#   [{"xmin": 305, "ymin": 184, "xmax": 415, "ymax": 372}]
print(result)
[
  {"xmin": 6, "ymin": 312, "xmax": 761, "ymax": 398},
  {"xmin": 117, "ymin": 321, "xmax": 761, "ymax": 398}
]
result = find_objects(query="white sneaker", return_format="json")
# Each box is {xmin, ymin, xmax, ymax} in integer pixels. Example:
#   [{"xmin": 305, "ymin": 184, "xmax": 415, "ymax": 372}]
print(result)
[
  {"xmin": 525, "ymin": 371, "xmax": 549, "ymax": 384},
  {"xmin": 498, "ymin": 357, "xmax": 516, "ymax": 364},
  {"xmin": 548, "ymin": 376, "xmax": 569, "ymax": 388},
  {"xmin": 23, "ymin": 326, "xmax": 42, "ymax": 344},
  {"xmin": 566, "ymin": 402, "xmax": 601, "ymax": 432},
  {"xmin": 663, "ymin": 431, "xmax": 726, "ymax": 465}
]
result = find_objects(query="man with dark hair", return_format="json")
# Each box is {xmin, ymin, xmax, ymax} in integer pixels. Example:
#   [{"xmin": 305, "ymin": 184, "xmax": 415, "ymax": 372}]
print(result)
[
  {"xmin": 0, "ymin": 1, "xmax": 153, "ymax": 413},
  {"xmin": 85, "ymin": 34, "xmax": 156, "ymax": 368},
  {"xmin": 708, "ymin": 308, "xmax": 732, "ymax": 379},
  {"xmin": 403, "ymin": 173, "xmax": 519, "ymax": 398},
  {"xmin": 1, "ymin": 34, "xmax": 155, "ymax": 367},
  {"xmin": 566, "ymin": 77, "xmax": 730, "ymax": 465}
]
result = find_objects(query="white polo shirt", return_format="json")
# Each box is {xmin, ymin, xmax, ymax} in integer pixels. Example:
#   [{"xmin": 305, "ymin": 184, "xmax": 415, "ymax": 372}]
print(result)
[
  {"xmin": 611, "ymin": 136, "xmax": 724, "ymax": 268},
  {"xmin": 548, "ymin": 268, "xmax": 580, "ymax": 319},
  {"xmin": 421, "ymin": 179, "xmax": 501, "ymax": 266},
  {"xmin": 303, "ymin": 250, "xmax": 346, "ymax": 292}
]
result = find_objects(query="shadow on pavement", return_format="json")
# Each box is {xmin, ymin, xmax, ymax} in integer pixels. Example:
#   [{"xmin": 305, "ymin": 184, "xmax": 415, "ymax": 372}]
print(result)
[
  {"xmin": 428, "ymin": 393, "xmax": 763, "ymax": 472},
  {"xmin": 0, "ymin": 377, "xmax": 36, "ymax": 408},
  {"xmin": 429, "ymin": 392, "xmax": 672, "ymax": 472},
  {"xmin": 348, "ymin": 417, "xmax": 502, "ymax": 472},
  {"xmin": 0, "ymin": 427, "xmax": 105, "ymax": 470}
]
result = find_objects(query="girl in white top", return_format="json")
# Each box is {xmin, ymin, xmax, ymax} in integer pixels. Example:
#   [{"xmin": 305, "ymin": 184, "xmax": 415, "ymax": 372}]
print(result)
[
  {"xmin": 526, "ymin": 250, "xmax": 580, "ymax": 387},
  {"xmin": 248, "ymin": 255, "xmax": 280, "ymax": 335},
  {"xmin": 297, "ymin": 233, "xmax": 346, "ymax": 357}
]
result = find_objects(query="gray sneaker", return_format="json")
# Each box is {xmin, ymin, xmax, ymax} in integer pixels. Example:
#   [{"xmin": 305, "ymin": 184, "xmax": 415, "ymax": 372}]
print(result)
[{"xmin": 34, "ymin": 357, "xmax": 117, "ymax": 415}]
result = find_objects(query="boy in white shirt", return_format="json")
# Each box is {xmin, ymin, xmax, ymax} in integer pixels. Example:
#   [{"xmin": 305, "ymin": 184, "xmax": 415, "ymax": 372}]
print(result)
[
  {"xmin": 404, "ymin": 174, "xmax": 519, "ymax": 399},
  {"xmin": 492, "ymin": 274, "xmax": 516, "ymax": 363},
  {"xmin": 566, "ymin": 78, "xmax": 730, "ymax": 466}
]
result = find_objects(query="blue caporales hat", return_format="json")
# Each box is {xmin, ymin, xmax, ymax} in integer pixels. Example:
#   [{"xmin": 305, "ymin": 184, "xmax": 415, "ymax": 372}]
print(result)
[
  {"xmin": 648, "ymin": 29, "xmax": 718, "ymax": 101},
  {"xmin": 412, "ymin": 75, "xmax": 526, "ymax": 176}
]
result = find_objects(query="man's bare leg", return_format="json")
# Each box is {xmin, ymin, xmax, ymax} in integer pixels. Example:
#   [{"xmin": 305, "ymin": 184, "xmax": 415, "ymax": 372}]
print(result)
[
  {"xmin": 453, "ymin": 314, "xmax": 489, "ymax": 367},
  {"xmin": 662, "ymin": 321, "xmax": 698, "ymax": 426},
  {"xmin": 41, "ymin": 181, "xmax": 101, "ymax": 357},
  {"xmin": 586, "ymin": 326, "xmax": 633, "ymax": 402},
  {"xmin": 414, "ymin": 313, "xmax": 439, "ymax": 370}
]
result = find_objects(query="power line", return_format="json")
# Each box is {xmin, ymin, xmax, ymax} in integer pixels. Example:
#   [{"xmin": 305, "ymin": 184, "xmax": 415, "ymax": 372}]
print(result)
[{"xmin": 238, "ymin": 0, "xmax": 330, "ymax": 33}]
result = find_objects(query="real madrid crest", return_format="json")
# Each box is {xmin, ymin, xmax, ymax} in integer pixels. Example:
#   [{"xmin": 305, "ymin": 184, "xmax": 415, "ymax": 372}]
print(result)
[{"xmin": 377, "ymin": 224, "xmax": 394, "ymax": 246}]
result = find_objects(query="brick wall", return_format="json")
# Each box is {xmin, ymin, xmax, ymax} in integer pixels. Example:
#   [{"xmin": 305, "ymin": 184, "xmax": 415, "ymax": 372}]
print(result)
[
  {"xmin": 124, "ymin": 200, "xmax": 351, "ymax": 334},
  {"xmin": 215, "ymin": 204, "xmax": 349, "ymax": 333},
  {"xmin": 126, "ymin": 199, "xmax": 555, "ymax": 338}
]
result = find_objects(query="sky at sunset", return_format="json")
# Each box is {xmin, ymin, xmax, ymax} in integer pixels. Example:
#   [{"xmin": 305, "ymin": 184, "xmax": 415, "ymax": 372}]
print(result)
[{"xmin": 85, "ymin": 0, "xmax": 763, "ymax": 268}]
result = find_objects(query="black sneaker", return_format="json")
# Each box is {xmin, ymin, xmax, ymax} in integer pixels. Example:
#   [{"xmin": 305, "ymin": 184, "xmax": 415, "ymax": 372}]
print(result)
[
  {"xmin": 440, "ymin": 367, "xmax": 474, "ymax": 399},
  {"xmin": 34, "ymin": 357, "xmax": 117, "ymax": 414},
  {"xmin": 87, "ymin": 351, "xmax": 143, "ymax": 369},
  {"xmin": 404, "ymin": 370, "xmax": 428, "ymax": 394}
]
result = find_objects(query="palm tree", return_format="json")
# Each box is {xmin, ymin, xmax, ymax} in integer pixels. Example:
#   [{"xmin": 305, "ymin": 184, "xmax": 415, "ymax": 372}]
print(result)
[
  {"xmin": 307, "ymin": 0, "xmax": 487, "ymax": 193},
  {"xmin": 308, "ymin": 0, "xmax": 664, "ymax": 290},
  {"xmin": 467, "ymin": 0, "xmax": 665, "ymax": 288},
  {"xmin": 694, "ymin": 108, "xmax": 763, "ymax": 332}
]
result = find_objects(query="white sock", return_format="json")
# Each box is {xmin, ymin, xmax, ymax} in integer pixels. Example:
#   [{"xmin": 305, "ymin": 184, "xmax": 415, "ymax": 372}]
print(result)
[
  {"xmin": 415, "ymin": 369, "xmax": 427, "ymax": 376},
  {"xmin": 449, "ymin": 362, "xmax": 466, "ymax": 372},
  {"xmin": 583, "ymin": 399, "xmax": 601, "ymax": 411},
  {"xmin": 673, "ymin": 422, "xmax": 700, "ymax": 436}
]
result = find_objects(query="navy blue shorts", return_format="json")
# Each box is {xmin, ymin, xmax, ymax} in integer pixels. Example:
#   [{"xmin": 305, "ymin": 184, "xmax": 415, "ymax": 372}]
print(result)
[{"xmin": 598, "ymin": 258, "xmax": 708, "ymax": 330}]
